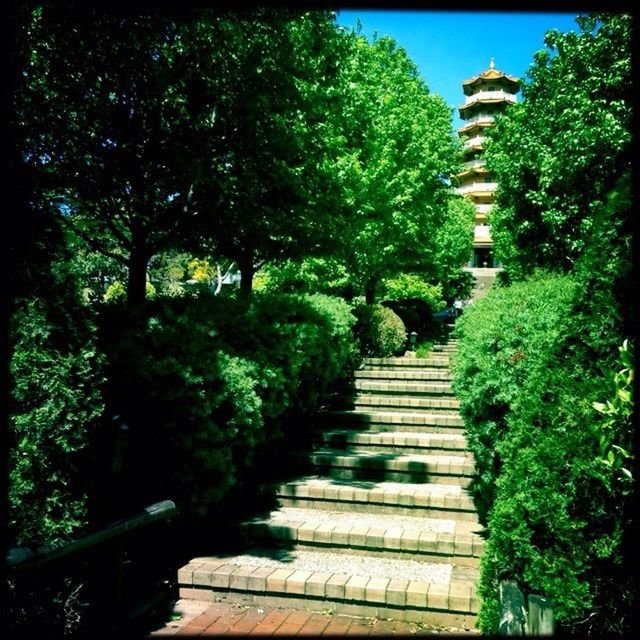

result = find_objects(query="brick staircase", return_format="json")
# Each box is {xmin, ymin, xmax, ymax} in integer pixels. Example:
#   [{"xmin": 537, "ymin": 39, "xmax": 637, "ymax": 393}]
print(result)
[{"xmin": 177, "ymin": 336, "xmax": 484, "ymax": 630}]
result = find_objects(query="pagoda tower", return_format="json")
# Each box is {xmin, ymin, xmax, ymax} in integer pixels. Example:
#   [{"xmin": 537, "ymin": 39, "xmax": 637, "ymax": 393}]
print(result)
[{"xmin": 455, "ymin": 59, "xmax": 519, "ymax": 268}]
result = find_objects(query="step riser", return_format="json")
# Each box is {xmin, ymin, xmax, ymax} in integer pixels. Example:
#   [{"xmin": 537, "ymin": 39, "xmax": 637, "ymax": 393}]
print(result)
[
  {"xmin": 363, "ymin": 362, "xmax": 450, "ymax": 370},
  {"xmin": 238, "ymin": 534, "xmax": 481, "ymax": 567},
  {"xmin": 315, "ymin": 442, "xmax": 468, "ymax": 456},
  {"xmin": 179, "ymin": 588, "xmax": 478, "ymax": 627},
  {"xmin": 326, "ymin": 424, "xmax": 466, "ymax": 435},
  {"xmin": 277, "ymin": 497, "xmax": 479, "ymax": 521},
  {"xmin": 355, "ymin": 371, "xmax": 453, "ymax": 381},
  {"xmin": 352, "ymin": 398, "xmax": 460, "ymax": 412},
  {"xmin": 309, "ymin": 466, "xmax": 472, "ymax": 486},
  {"xmin": 310, "ymin": 453, "xmax": 474, "ymax": 476},
  {"xmin": 364, "ymin": 358, "xmax": 451, "ymax": 367},
  {"xmin": 352, "ymin": 384, "xmax": 455, "ymax": 397},
  {"xmin": 315, "ymin": 412, "xmax": 464, "ymax": 428}
]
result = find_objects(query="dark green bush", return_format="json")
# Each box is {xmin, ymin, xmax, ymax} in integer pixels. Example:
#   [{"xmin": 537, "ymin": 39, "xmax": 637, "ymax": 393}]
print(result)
[
  {"xmin": 99, "ymin": 292, "xmax": 357, "ymax": 518},
  {"xmin": 9, "ymin": 210, "xmax": 104, "ymax": 549},
  {"xmin": 381, "ymin": 299, "xmax": 428, "ymax": 336},
  {"xmin": 352, "ymin": 302, "xmax": 407, "ymax": 357},
  {"xmin": 451, "ymin": 270, "xmax": 632, "ymax": 635}
]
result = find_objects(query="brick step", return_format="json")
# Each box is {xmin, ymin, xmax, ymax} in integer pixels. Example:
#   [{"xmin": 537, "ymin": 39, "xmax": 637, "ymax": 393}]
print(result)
[
  {"xmin": 276, "ymin": 477, "xmax": 479, "ymax": 521},
  {"xmin": 315, "ymin": 429, "xmax": 469, "ymax": 455},
  {"xmin": 355, "ymin": 369, "xmax": 452, "ymax": 382},
  {"xmin": 315, "ymin": 410, "xmax": 465, "ymax": 433},
  {"xmin": 239, "ymin": 508, "xmax": 483, "ymax": 566},
  {"xmin": 363, "ymin": 357, "xmax": 451, "ymax": 369},
  {"xmin": 179, "ymin": 549, "xmax": 479, "ymax": 626},
  {"xmin": 309, "ymin": 449, "xmax": 474, "ymax": 485},
  {"xmin": 352, "ymin": 380, "xmax": 454, "ymax": 397},
  {"xmin": 351, "ymin": 395, "xmax": 460, "ymax": 413}
]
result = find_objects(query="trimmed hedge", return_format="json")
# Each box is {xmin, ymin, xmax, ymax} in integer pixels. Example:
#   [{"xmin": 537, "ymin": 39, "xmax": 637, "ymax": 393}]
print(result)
[
  {"xmin": 352, "ymin": 302, "xmax": 407, "ymax": 357},
  {"xmin": 451, "ymin": 271, "xmax": 633, "ymax": 635},
  {"xmin": 98, "ymin": 291, "xmax": 358, "ymax": 518}
]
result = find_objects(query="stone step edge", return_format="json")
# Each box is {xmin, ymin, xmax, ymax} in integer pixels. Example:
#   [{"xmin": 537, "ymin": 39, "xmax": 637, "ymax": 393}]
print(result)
[
  {"xmin": 354, "ymin": 371, "xmax": 453, "ymax": 380},
  {"xmin": 239, "ymin": 520, "xmax": 484, "ymax": 559},
  {"xmin": 179, "ymin": 560, "xmax": 479, "ymax": 616},
  {"xmin": 278, "ymin": 495, "xmax": 478, "ymax": 522},
  {"xmin": 350, "ymin": 393, "xmax": 460, "ymax": 411},
  {"xmin": 362, "ymin": 362, "xmax": 451, "ymax": 370},
  {"xmin": 309, "ymin": 451, "xmax": 475, "ymax": 477},
  {"xmin": 276, "ymin": 481, "xmax": 477, "ymax": 512},
  {"xmin": 317, "ymin": 410, "xmax": 464, "ymax": 427},
  {"xmin": 364, "ymin": 357, "xmax": 450, "ymax": 365},
  {"xmin": 354, "ymin": 381, "xmax": 454, "ymax": 390},
  {"xmin": 316, "ymin": 430, "xmax": 468, "ymax": 451}
]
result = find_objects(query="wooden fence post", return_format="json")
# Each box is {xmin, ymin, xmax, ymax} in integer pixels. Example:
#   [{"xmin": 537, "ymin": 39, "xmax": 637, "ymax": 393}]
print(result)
[
  {"xmin": 527, "ymin": 594, "xmax": 554, "ymax": 635},
  {"xmin": 498, "ymin": 580, "xmax": 527, "ymax": 635}
]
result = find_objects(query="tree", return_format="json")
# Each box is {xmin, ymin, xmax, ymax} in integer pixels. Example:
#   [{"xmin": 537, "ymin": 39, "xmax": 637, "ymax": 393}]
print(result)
[
  {"xmin": 485, "ymin": 13, "xmax": 632, "ymax": 280},
  {"xmin": 15, "ymin": 6, "xmax": 235, "ymax": 305},
  {"xmin": 193, "ymin": 9, "xmax": 348, "ymax": 294},
  {"xmin": 333, "ymin": 32, "xmax": 458, "ymax": 302},
  {"xmin": 433, "ymin": 196, "xmax": 476, "ymax": 301}
]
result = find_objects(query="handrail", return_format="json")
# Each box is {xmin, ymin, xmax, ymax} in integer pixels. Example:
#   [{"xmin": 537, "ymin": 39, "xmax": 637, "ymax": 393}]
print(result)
[{"xmin": 7, "ymin": 500, "xmax": 177, "ymax": 570}]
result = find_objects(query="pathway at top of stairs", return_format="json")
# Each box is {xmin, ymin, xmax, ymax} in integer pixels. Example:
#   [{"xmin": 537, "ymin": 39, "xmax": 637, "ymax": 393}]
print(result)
[{"xmin": 174, "ymin": 334, "xmax": 484, "ymax": 633}]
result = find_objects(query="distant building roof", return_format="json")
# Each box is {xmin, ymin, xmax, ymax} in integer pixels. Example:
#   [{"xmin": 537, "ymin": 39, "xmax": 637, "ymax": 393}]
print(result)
[{"xmin": 462, "ymin": 59, "xmax": 519, "ymax": 95}]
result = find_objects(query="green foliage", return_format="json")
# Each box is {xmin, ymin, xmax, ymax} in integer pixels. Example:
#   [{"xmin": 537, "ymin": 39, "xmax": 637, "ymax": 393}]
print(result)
[
  {"xmin": 103, "ymin": 279, "xmax": 155, "ymax": 302},
  {"xmin": 193, "ymin": 10, "xmax": 349, "ymax": 293},
  {"xmin": 102, "ymin": 280, "xmax": 126, "ymax": 302},
  {"xmin": 99, "ymin": 292, "xmax": 357, "ymax": 517},
  {"xmin": 592, "ymin": 339, "xmax": 633, "ymax": 493},
  {"xmin": 257, "ymin": 257, "xmax": 353, "ymax": 298},
  {"xmin": 352, "ymin": 302, "xmax": 407, "ymax": 357},
  {"xmin": 9, "ymin": 211, "xmax": 104, "ymax": 548},
  {"xmin": 333, "ymin": 31, "xmax": 458, "ymax": 300},
  {"xmin": 452, "ymin": 271, "xmax": 633, "ymax": 634},
  {"xmin": 433, "ymin": 197, "xmax": 476, "ymax": 299},
  {"xmin": 486, "ymin": 13, "xmax": 631, "ymax": 278},
  {"xmin": 381, "ymin": 274, "xmax": 445, "ymax": 311}
]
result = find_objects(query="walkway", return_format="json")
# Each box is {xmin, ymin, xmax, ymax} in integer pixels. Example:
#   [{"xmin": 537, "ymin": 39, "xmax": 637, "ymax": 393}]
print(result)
[
  {"xmin": 150, "ymin": 599, "xmax": 476, "ymax": 635},
  {"xmin": 150, "ymin": 334, "xmax": 484, "ymax": 635}
]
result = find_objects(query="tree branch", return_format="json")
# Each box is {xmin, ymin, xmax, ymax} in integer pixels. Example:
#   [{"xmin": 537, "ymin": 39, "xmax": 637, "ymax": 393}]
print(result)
[{"xmin": 57, "ymin": 213, "xmax": 129, "ymax": 266}]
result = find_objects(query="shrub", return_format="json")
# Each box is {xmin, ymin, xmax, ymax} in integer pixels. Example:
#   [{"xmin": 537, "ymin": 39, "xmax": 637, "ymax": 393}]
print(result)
[
  {"xmin": 352, "ymin": 302, "xmax": 407, "ymax": 357},
  {"xmin": 9, "ymin": 210, "xmax": 104, "ymax": 549},
  {"xmin": 256, "ymin": 257, "xmax": 354, "ymax": 298},
  {"xmin": 381, "ymin": 298, "xmax": 433, "ymax": 337},
  {"xmin": 98, "ymin": 292, "xmax": 358, "ymax": 519},
  {"xmin": 380, "ymin": 274, "xmax": 445, "ymax": 310},
  {"xmin": 9, "ymin": 297, "xmax": 103, "ymax": 547},
  {"xmin": 451, "ymin": 270, "xmax": 632, "ymax": 635}
]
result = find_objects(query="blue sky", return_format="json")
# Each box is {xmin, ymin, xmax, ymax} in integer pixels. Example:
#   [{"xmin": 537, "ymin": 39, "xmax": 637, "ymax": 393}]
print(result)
[{"xmin": 335, "ymin": 10, "xmax": 580, "ymax": 130}]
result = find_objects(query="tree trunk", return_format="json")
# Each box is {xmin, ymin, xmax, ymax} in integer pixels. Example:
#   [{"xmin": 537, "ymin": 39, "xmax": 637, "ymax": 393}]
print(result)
[
  {"xmin": 239, "ymin": 254, "xmax": 254, "ymax": 296},
  {"xmin": 126, "ymin": 247, "xmax": 149, "ymax": 307},
  {"xmin": 365, "ymin": 276, "xmax": 378, "ymax": 304}
]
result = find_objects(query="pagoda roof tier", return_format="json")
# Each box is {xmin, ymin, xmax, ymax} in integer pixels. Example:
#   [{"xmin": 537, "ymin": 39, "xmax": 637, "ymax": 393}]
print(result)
[
  {"xmin": 458, "ymin": 116, "xmax": 494, "ymax": 135},
  {"xmin": 456, "ymin": 182, "xmax": 498, "ymax": 198},
  {"xmin": 462, "ymin": 60, "xmax": 519, "ymax": 96},
  {"xmin": 455, "ymin": 164, "xmax": 490, "ymax": 179},
  {"xmin": 459, "ymin": 91, "xmax": 517, "ymax": 114}
]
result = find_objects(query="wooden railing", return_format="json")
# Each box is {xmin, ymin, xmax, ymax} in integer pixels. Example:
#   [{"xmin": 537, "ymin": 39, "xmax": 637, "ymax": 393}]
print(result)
[{"xmin": 7, "ymin": 500, "xmax": 177, "ymax": 636}]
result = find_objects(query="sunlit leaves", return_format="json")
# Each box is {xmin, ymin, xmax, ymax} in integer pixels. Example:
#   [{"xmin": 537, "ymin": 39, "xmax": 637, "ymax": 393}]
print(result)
[{"xmin": 486, "ymin": 13, "xmax": 631, "ymax": 279}]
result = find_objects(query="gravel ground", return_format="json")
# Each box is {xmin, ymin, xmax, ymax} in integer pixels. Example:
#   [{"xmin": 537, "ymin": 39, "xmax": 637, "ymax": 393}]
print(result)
[
  {"xmin": 226, "ymin": 548, "xmax": 453, "ymax": 585},
  {"xmin": 266, "ymin": 507, "xmax": 457, "ymax": 534}
]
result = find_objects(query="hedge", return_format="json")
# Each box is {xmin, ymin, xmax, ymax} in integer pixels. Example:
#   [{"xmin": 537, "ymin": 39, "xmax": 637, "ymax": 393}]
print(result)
[
  {"xmin": 98, "ymin": 291, "xmax": 358, "ymax": 519},
  {"xmin": 451, "ymin": 271, "xmax": 633, "ymax": 635}
]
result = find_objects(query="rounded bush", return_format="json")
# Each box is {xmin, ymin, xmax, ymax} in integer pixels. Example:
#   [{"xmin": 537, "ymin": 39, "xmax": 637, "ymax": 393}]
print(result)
[{"xmin": 353, "ymin": 303, "xmax": 407, "ymax": 357}]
